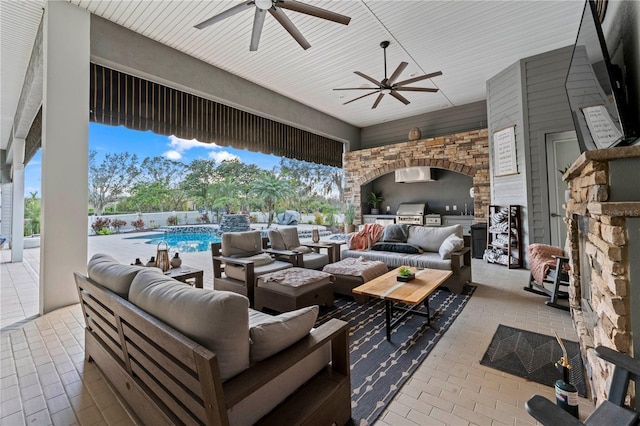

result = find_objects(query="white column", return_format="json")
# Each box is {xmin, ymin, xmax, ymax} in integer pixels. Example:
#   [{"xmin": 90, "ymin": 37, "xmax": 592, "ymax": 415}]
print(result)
[
  {"xmin": 40, "ymin": 2, "xmax": 90, "ymax": 314},
  {"xmin": 11, "ymin": 138, "xmax": 25, "ymax": 262}
]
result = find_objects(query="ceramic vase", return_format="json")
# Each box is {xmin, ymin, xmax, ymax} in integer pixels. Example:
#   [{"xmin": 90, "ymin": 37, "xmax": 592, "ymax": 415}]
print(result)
[{"xmin": 171, "ymin": 252, "xmax": 182, "ymax": 269}]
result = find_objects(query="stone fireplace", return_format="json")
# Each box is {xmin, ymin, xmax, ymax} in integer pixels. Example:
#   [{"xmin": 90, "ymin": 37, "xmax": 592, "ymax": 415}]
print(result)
[
  {"xmin": 564, "ymin": 145, "xmax": 640, "ymax": 404},
  {"xmin": 343, "ymin": 129, "xmax": 490, "ymax": 223}
]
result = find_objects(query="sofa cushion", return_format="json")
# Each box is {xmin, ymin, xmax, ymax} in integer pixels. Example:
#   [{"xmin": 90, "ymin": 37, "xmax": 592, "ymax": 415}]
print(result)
[
  {"xmin": 407, "ymin": 225, "xmax": 463, "ymax": 252},
  {"xmin": 129, "ymin": 269, "xmax": 250, "ymax": 381},
  {"xmin": 87, "ymin": 253, "xmax": 145, "ymax": 299},
  {"xmin": 222, "ymin": 231, "xmax": 263, "ymax": 257},
  {"xmin": 370, "ymin": 242, "xmax": 422, "ymax": 254},
  {"xmin": 268, "ymin": 227, "xmax": 300, "ymax": 251},
  {"xmin": 439, "ymin": 234, "xmax": 465, "ymax": 259},
  {"xmin": 248, "ymin": 306, "xmax": 318, "ymax": 363},
  {"xmin": 381, "ymin": 224, "xmax": 409, "ymax": 243},
  {"xmin": 242, "ymin": 252, "xmax": 274, "ymax": 267}
]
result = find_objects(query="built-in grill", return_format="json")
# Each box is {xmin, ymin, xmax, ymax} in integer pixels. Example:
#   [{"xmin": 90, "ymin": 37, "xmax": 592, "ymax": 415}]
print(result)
[{"xmin": 396, "ymin": 203, "xmax": 427, "ymax": 225}]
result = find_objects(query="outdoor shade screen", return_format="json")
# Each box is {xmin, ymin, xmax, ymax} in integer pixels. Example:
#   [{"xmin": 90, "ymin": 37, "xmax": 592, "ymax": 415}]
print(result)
[{"xmin": 89, "ymin": 63, "xmax": 343, "ymax": 167}]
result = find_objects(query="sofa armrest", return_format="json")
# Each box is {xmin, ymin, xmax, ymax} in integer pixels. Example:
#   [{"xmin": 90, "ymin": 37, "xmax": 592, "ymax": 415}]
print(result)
[
  {"xmin": 450, "ymin": 247, "xmax": 471, "ymax": 275},
  {"xmin": 223, "ymin": 318, "xmax": 350, "ymax": 407}
]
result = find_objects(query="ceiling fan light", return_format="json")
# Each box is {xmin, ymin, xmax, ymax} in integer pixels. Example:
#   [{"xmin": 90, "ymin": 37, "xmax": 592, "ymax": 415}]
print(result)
[
  {"xmin": 381, "ymin": 88, "xmax": 392, "ymax": 95},
  {"xmin": 255, "ymin": 0, "xmax": 273, "ymax": 10}
]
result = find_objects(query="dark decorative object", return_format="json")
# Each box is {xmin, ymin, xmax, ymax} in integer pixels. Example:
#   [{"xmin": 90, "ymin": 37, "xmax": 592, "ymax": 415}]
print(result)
[
  {"xmin": 170, "ymin": 252, "xmax": 182, "ymax": 269},
  {"xmin": 145, "ymin": 256, "xmax": 156, "ymax": 267},
  {"xmin": 408, "ymin": 127, "xmax": 421, "ymax": 141},
  {"xmin": 397, "ymin": 273, "xmax": 415, "ymax": 282}
]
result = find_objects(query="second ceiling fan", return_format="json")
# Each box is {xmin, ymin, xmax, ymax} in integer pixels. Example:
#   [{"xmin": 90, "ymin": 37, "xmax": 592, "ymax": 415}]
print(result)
[
  {"xmin": 194, "ymin": 0, "xmax": 351, "ymax": 51},
  {"xmin": 335, "ymin": 41, "xmax": 442, "ymax": 109}
]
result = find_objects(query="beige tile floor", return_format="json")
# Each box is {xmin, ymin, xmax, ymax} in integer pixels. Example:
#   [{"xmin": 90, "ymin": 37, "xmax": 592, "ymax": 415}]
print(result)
[{"xmin": 0, "ymin": 234, "xmax": 595, "ymax": 425}]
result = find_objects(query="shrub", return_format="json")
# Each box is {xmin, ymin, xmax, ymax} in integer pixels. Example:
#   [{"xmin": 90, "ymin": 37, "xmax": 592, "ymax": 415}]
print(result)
[
  {"xmin": 314, "ymin": 212, "xmax": 323, "ymax": 225},
  {"xmin": 131, "ymin": 218, "xmax": 145, "ymax": 231},
  {"xmin": 91, "ymin": 217, "xmax": 111, "ymax": 234},
  {"xmin": 249, "ymin": 214, "xmax": 258, "ymax": 223},
  {"xmin": 167, "ymin": 215, "xmax": 179, "ymax": 226},
  {"xmin": 97, "ymin": 228, "xmax": 112, "ymax": 235},
  {"xmin": 111, "ymin": 219, "xmax": 127, "ymax": 233}
]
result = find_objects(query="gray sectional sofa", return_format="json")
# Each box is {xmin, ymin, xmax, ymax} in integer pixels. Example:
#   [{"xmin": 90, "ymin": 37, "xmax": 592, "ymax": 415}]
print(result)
[
  {"xmin": 76, "ymin": 253, "xmax": 351, "ymax": 425},
  {"xmin": 341, "ymin": 224, "xmax": 472, "ymax": 293}
]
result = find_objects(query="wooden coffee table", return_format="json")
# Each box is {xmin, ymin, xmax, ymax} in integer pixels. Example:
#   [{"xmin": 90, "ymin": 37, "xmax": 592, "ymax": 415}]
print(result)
[{"xmin": 352, "ymin": 267, "xmax": 453, "ymax": 342}]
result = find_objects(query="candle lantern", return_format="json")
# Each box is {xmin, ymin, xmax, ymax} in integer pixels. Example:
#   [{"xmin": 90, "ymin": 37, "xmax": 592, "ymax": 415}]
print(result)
[{"xmin": 156, "ymin": 241, "xmax": 171, "ymax": 273}]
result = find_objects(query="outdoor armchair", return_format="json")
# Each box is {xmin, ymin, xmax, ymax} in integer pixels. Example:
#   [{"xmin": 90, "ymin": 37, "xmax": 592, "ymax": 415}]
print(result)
[
  {"xmin": 211, "ymin": 230, "xmax": 293, "ymax": 306},
  {"xmin": 267, "ymin": 227, "xmax": 330, "ymax": 270}
]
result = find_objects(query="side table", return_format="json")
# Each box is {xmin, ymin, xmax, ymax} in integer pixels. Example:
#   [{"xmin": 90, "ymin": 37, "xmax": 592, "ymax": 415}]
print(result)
[{"xmin": 166, "ymin": 266, "xmax": 204, "ymax": 288}]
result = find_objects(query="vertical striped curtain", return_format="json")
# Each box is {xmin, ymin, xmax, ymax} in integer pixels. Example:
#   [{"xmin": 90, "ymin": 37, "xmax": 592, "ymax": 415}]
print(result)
[{"xmin": 89, "ymin": 63, "xmax": 343, "ymax": 167}]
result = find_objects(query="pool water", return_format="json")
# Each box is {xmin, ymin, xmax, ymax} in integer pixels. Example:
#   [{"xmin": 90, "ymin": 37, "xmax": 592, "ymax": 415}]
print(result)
[{"xmin": 128, "ymin": 232, "xmax": 222, "ymax": 253}]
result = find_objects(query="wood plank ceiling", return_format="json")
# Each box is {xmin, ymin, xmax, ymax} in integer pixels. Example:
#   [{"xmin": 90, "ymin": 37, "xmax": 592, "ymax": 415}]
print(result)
[{"xmin": 2, "ymin": 0, "xmax": 585, "ymax": 151}]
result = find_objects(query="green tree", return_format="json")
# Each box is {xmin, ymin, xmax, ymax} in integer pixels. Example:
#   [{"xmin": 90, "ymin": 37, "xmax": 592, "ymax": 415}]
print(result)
[
  {"xmin": 139, "ymin": 156, "xmax": 186, "ymax": 186},
  {"xmin": 89, "ymin": 150, "xmax": 141, "ymax": 215},
  {"xmin": 251, "ymin": 172, "xmax": 294, "ymax": 227},
  {"xmin": 216, "ymin": 160, "xmax": 262, "ymax": 212},
  {"xmin": 24, "ymin": 191, "xmax": 41, "ymax": 235},
  {"xmin": 210, "ymin": 178, "xmax": 241, "ymax": 214},
  {"xmin": 181, "ymin": 159, "xmax": 218, "ymax": 210},
  {"xmin": 279, "ymin": 158, "xmax": 343, "ymax": 211}
]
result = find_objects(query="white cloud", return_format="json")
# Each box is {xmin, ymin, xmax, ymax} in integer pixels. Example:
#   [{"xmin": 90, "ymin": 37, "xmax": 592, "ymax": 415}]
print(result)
[
  {"xmin": 168, "ymin": 135, "xmax": 219, "ymax": 152},
  {"xmin": 163, "ymin": 150, "xmax": 182, "ymax": 160},
  {"xmin": 209, "ymin": 151, "xmax": 240, "ymax": 162}
]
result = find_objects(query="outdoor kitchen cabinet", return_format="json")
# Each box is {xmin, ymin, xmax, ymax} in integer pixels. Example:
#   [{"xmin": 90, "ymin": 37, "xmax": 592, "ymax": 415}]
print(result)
[
  {"xmin": 442, "ymin": 216, "xmax": 474, "ymax": 235},
  {"xmin": 362, "ymin": 215, "xmax": 396, "ymax": 225}
]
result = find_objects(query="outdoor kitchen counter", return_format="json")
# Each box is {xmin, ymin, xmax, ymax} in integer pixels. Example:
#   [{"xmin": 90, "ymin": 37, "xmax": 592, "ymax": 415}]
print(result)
[
  {"xmin": 362, "ymin": 214, "xmax": 396, "ymax": 224},
  {"xmin": 442, "ymin": 215, "xmax": 475, "ymax": 235}
]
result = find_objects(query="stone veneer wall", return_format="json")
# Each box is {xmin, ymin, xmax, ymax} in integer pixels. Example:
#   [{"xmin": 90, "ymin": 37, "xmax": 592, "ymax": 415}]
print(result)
[
  {"xmin": 564, "ymin": 145, "xmax": 640, "ymax": 404},
  {"xmin": 343, "ymin": 129, "xmax": 490, "ymax": 224}
]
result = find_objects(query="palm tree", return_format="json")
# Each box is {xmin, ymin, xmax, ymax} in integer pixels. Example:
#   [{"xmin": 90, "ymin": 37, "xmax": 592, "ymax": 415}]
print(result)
[{"xmin": 251, "ymin": 173, "xmax": 294, "ymax": 227}]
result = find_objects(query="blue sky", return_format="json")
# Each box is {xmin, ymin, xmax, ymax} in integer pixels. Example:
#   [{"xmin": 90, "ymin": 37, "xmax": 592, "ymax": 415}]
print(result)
[{"xmin": 24, "ymin": 123, "xmax": 284, "ymax": 196}]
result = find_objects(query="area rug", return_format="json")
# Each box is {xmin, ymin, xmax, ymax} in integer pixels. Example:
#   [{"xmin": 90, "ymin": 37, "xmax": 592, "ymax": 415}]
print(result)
[
  {"xmin": 480, "ymin": 324, "xmax": 586, "ymax": 397},
  {"xmin": 316, "ymin": 285, "xmax": 476, "ymax": 426}
]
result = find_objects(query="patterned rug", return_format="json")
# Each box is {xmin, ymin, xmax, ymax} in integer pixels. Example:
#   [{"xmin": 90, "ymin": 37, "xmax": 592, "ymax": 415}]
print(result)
[
  {"xmin": 316, "ymin": 285, "xmax": 476, "ymax": 426},
  {"xmin": 480, "ymin": 324, "xmax": 586, "ymax": 397}
]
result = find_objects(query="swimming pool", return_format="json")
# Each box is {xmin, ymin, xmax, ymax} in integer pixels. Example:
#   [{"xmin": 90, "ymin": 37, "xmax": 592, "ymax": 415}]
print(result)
[{"xmin": 127, "ymin": 232, "xmax": 222, "ymax": 253}]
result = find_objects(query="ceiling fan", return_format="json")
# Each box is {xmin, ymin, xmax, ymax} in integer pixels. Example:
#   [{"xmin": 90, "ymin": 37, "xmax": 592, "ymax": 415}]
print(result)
[
  {"xmin": 194, "ymin": 0, "xmax": 351, "ymax": 51},
  {"xmin": 334, "ymin": 41, "xmax": 442, "ymax": 109}
]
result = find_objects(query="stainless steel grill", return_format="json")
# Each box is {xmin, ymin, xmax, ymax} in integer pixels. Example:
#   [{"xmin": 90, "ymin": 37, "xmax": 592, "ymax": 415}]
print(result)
[{"xmin": 396, "ymin": 203, "xmax": 427, "ymax": 225}]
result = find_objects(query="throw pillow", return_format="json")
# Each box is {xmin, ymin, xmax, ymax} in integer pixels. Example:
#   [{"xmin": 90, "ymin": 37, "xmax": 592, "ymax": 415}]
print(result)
[
  {"xmin": 381, "ymin": 224, "xmax": 409, "ymax": 243},
  {"xmin": 370, "ymin": 242, "xmax": 422, "ymax": 254},
  {"xmin": 292, "ymin": 246, "xmax": 313, "ymax": 254},
  {"xmin": 407, "ymin": 225, "xmax": 463, "ymax": 252},
  {"xmin": 439, "ymin": 234, "xmax": 465, "ymax": 259},
  {"xmin": 249, "ymin": 305, "xmax": 318, "ymax": 364}
]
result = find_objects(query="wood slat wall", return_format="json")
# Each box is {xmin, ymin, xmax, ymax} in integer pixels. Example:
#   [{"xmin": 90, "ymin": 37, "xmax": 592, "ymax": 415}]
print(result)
[{"xmin": 89, "ymin": 63, "xmax": 343, "ymax": 167}]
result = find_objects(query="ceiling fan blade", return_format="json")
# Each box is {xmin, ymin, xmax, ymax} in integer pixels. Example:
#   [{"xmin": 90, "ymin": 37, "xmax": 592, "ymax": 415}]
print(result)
[
  {"xmin": 194, "ymin": 2, "xmax": 253, "ymax": 29},
  {"xmin": 387, "ymin": 62, "xmax": 408, "ymax": 86},
  {"xmin": 354, "ymin": 71, "xmax": 383, "ymax": 87},
  {"xmin": 270, "ymin": 7, "xmax": 311, "ymax": 50},
  {"xmin": 395, "ymin": 87, "xmax": 439, "ymax": 93},
  {"xmin": 250, "ymin": 8, "xmax": 267, "ymax": 51},
  {"xmin": 390, "ymin": 91, "xmax": 410, "ymax": 105},
  {"xmin": 278, "ymin": 0, "xmax": 351, "ymax": 25},
  {"xmin": 343, "ymin": 91, "xmax": 379, "ymax": 105},
  {"xmin": 333, "ymin": 87, "xmax": 379, "ymax": 91},
  {"xmin": 372, "ymin": 93, "xmax": 385, "ymax": 109},
  {"xmin": 395, "ymin": 71, "xmax": 443, "ymax": 87}
]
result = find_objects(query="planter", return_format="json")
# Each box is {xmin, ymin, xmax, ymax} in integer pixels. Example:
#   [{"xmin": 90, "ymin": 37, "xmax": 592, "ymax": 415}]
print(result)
[
  {"xmin": 397, "ymin": 273, "xmax": 415, "ymax": 282},
  {"xmin": 371, "ymin": 209, "xmax": 380, "ymax": 215},
  {"xmin": 345, "ymin": 224, "xmax": 356, "ymax": 233}
]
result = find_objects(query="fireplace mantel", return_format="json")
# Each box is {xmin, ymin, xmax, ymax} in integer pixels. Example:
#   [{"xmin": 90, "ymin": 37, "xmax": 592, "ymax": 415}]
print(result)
[{"xmin": 564, "ymin": 144, "xmax": 640, "ymax": 405}]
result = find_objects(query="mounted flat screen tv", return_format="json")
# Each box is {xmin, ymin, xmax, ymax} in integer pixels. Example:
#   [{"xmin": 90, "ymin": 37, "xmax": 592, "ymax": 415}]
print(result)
[{"xmin": 565, "ymin": 0, "xmax": 638, "ymax": 152}]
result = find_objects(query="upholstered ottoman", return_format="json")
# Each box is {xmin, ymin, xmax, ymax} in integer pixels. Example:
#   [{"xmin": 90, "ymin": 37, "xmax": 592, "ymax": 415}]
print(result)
[
  {"xmin": 322, "ymin": 257, "xmax": 389, "ymax": 303},
  {"xmin": 255, "ymin": 267, "xmax": 334, "ymax": 312}
]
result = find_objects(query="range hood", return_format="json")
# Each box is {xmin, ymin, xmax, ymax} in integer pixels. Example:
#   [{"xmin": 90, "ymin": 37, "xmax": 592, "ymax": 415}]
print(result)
[{"xmin": 395, "ymin": 166, "xmax": 435, "ymax": 183}]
